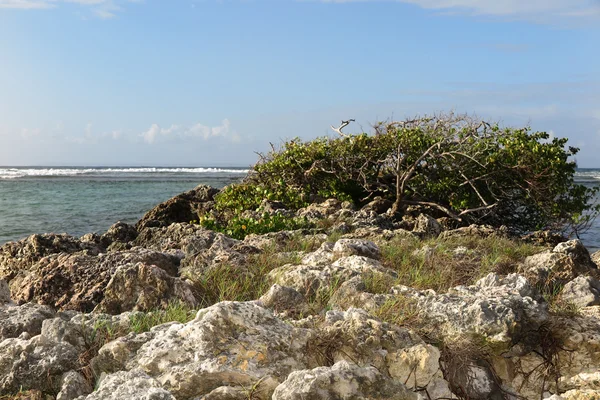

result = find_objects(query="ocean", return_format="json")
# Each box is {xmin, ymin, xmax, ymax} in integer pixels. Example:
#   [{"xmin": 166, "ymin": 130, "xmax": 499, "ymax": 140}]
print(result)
[{"xmin": 0, "ymin": 167, "xmax": 599, "ymax": 252}]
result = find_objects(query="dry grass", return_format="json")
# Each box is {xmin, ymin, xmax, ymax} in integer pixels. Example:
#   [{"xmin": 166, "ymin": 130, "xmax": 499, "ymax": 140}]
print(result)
[{"xmin": 376, "ymin": 235, "xmax": 543, "ymax": 293}]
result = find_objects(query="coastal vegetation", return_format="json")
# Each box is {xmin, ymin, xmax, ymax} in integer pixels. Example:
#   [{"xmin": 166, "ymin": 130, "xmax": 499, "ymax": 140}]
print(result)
[{"xmin": 201, "ymin": 113, "xmax": 598, "ymax": 238}]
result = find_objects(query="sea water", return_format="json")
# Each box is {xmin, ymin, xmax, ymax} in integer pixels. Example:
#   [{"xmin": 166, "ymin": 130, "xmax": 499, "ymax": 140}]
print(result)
[
  {"xmin": 0, "ymin": 167, "xmax": 599, "ymax": 251},
  {"xmin": 0, "ymin": 167, "xmax": 248, "ymax": 245}
]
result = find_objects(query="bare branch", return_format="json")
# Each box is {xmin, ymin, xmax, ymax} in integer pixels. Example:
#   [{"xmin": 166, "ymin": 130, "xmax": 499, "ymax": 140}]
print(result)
[{"xmin": 331, "ymin": 119, "xmax": 355, "ymax": 137}]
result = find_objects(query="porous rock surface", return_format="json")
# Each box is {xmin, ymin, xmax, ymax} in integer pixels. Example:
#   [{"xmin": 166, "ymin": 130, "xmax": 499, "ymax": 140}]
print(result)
[
  {"xmin": 272, "ymin": 360, "xmax": 417, "ymax": 400},
  {"xmin": 3, "ymin": 192, "xmax": 600, "ymax": 400}
]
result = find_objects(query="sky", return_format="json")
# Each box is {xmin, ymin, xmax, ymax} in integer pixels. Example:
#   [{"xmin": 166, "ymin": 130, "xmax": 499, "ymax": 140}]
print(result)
[{"xmin": 0, "ymin": 0, "xmax": 598, "ymax": 167}]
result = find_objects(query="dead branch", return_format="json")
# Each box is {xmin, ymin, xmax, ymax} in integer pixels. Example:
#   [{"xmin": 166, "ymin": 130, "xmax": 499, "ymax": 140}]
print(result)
[{"xmin": 331, "ymin": 119, "xmax": 355, "ymax": 137}]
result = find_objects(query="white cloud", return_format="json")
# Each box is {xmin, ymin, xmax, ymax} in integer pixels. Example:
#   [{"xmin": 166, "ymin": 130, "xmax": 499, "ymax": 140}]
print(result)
[
  {"xmin": 140, "ymin": 119, "xmax": 240, "ymax": 144},
  {"xmin": 0, "ymin": 0, "xmax": 55, "ymax": 9},
  {"xmin": 316, "ymin": 0, "xmax": 600, "ymax": 23},
  {"xmin": 0, "ymin": 0, "xmax": 137, "ymax": 17}
]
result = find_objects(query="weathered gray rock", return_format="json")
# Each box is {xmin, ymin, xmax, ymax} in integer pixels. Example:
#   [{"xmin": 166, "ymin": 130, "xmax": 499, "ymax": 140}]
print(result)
[
  {"xmin": 258, "ymin": 284, "xmax": 308, "ymax": 317},
  {"xmin": 296, "ymin": 199, "xmax": 342, "ymax": 220},
  {"xmin": 332, "ymin": 238, "xmax": 381, "ymax": 260},
  {"xmin": 560, "ymin": 276, "xmax": 600, "ymax": 308},
  {"xmin": 200, "ymin": 386, "xmax": 247, "ymax": 400},
  {"xmin": 101, "ymin": 221, "xmax": 138, "ymax": 250},
  {"xmin": 314, "ymin": 308, "xmax": 443, "ymax": 391},
  {"xmin": 301, "ymin": 241, "xmax": 334, "ymax": 266},
  {"xmin": 413, "ymin": 214, "xmax": 442, "ymax": 237},
  {"xmin": 0, "ymin": 279, "xmax": 11, "ymax": 304},
  {"xmin": 75, "ymin": 369, "xmax": 175, "ymax": 400},
  {"xmin": 0, "ymin": 335, "xmax": 79, "ymax": 395},
  {"xmin": 272, "ymin": 360, "xmax": 418, "ymax": 400},
  {"xmin": 136, "ymin": 184, "xmax": 219, "ymax": 231},
  {"xmin": 95, "ymin": 262, "xmax": 198, "ymax": 314},
  {"xmin": 93, "ymin": 302, "xmax": 313, "ymax": 399},
  {"xmin": 269, "ymin": 255, "xmax": 395, "ymax": 299},
  {"xmin": 520, "ymin": 240, "xmax": 597, "ymax": 289},
  {"xmin": 10, "ymin": 248, "xmax": 179, "ymax": 312},
  {"xmin": 57, "ymin": 371, "xmax": 92, "ymax": 400},
  {"xmin": 439, "ymin": 224, "xmax": 503, "ymax": 240},
  {"xmin": 394, "ymin": 273, "xmax": 548, "ymax": 345},
  {"xmin": 0, "ymin": 233, "xmax": 104, "ymax": 282},
  {"xmin": 0, "ymin": 302, "xmax": 55, "ymax": 341}
]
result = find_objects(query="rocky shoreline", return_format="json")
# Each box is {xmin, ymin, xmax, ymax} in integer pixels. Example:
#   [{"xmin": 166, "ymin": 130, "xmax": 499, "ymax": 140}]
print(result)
[{"xmin": 2, "ymin": 184, "xmax": 600, "ymax": 400}]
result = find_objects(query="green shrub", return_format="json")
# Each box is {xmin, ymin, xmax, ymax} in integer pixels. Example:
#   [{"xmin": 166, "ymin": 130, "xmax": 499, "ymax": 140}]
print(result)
[
  {"xmin": 212, "ymin": 113, "xmax": 597, "ymax": 235},
  {"xmin": 199, "ymin": 212, "xmax": 312, "ymax": 240}
]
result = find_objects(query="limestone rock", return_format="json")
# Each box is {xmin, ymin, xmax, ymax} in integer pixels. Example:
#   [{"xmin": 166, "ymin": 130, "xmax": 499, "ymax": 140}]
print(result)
[
  {"xmin": 272, "ymin": 360, "xmax": 418, "ymax": 400},
  {"xmin": 592, "ymin": 251, "xmax": 600, "ymax": 268},
  {"xmin": 332, "ymin": 238, "xmax": 381, "ymax": 260},
  {"xmin": 57, "ymin": 371, "xmax": 92, "ymax": 400},
  {"xmin": 301, "ymin": 241, "xmax": 334, "ymax": 266},
  {"xmin": 296, "ymin": 199, "xmax": 342, "ymax": 220},
  {"xmin": 560, "ymin": 276, "xmax": 600, "ymax": 308},
  {"xmin": 95, "ymin": 262, "xmax": 198, "ymax": 314},
  {"xmin": 0, "ymin": 302, "xmax": 55, "ymax": 341},
  {"xmin": 0, "ymin": 233, "xmax": 104, "ymax": 282},
  {"xmin": 269, "ymin": 255, "xmax": 395, "ymax": 299},
  {"xmin": 0, "ymin": 279, "xmax": 11, "ymax": 304},
  {"xmin": 101, "ymin": 221, "xmax": 138, "ymax": 250},
  {"xmin": 75, "ymin": 369, "xmax": 175, "ymax": 400},
  {"xmin": 93, "ymin": 302, "xmax": 313, "ymax": 399},
  {"xmin": 439, "ymin": 224, "xmax": 503, "ymax": 240},
  {"xmin": 413, "ymin": 214, "xmax": 442, "ymax": 237},
  {"xmin": 136, "ymin": 184, "xmax": 219, "ymax": 231},
  {"xmin": 394, "ymin": 273, "xmax": 548, "ymax": 344},
  {"xmin": 11, "ymin": 248, "xmax": 179, "ymax": 312},
  {"xmin": 0, "ymin": 335, "xmax": 79, "ymax": 395},
  {"xmin": 258, "ymin": 284, "xmax": 309, "ymax": 317},
  {"xmin": 520, "ymin": 240, "xmax": 597, "ymax": 289}
]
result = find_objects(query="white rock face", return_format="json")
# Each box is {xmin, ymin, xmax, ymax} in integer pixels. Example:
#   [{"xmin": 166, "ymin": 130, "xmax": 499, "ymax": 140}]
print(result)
[
  {"xmin": 95, "ymin": 302, "xmax": 313, "ymax": 399},
  {"xmin": 521, "ymin": 239, "xmax": 596, "ymax": 288},
  {"xmin": 0, "ymin": 302, "xmax": 55, "ymax": 341},
  {"xmin": 95, "ymin": 262, "xmax": 198, "ymax": 314},
  {"xmin": 269, "ymin": 255, "xmax": 395, "ymax": 298},
  {"xmin": 560, "ymin": 276, "xmax": 600, "ymax": 308},
  {"xmin": 332, "ymin": 239, "xmax": 381, "ymax": 260},
  {"xmin": 272, "ymin": 360, "xmax": 418, "ymax": 400},
  {"xmin": 56, "ymin": 371, "xmax": 92, "ymax": 400},
  {"xmin": 74, "ymin": 369, "xmax": 175, "ymax": 400},
  {"xmin": 0, "ymin": 335, "xmax": 79, "ymax": 395},
  {"xmin": 258, "ymin": 284, "xmax": 309, "ymax": 317},
  {"xmin": 394, "ymin": 273, "xmax": 548, "ymax": 344}
]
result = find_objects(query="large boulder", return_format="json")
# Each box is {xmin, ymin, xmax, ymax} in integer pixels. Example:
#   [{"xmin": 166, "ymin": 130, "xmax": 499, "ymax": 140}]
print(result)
[
  {"xmin": 92, "ymin": 302, "xmax": 313, "ymax": 399},
  {"xmin": 272, "ymin": 360, "xmax": 417, "ymax": 400},
  {"xmin": 0, "ymin": 233, "xmax": 104, "ymax": 281},
  {"xmin": 136, "ymin": 185, "xmax": 219, "ymax": 231},
  {"xmin": 0, "ymin": 335, "xmax": 80, "ymax": 395},
  {"xmin": 520, "ymin": 240, "xmax": 597, "ymax": 290},
  {"xmin": 10, "ymin": 248, "xmax": 180, "ymax": 312},
  {"xmin": 95, "ymin": 262, "xmax": 198, "ymax": 314},
  {"xmin": 0, "ymin": 302, "xmax": 55, "ymax": 341},
  {"xmin": 269, "ymin": 254, "xmax": 396, "ymax": 299},
  {"xmin": 394, "ymin": 273, "xmax": 548, "ymax": 345},
  {"xmin": 74, "ymin": 369, "xmax": 175, "ymax": 400},
  {"xmin": 560, "ymin": 276, "xmax": 600, "ymax": 308}
]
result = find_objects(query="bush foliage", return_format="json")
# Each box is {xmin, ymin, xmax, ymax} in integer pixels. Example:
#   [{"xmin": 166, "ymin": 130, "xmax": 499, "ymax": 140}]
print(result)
[{"xmin": 206, "ymin": 113, "xmax": 598, "ymax": 235}]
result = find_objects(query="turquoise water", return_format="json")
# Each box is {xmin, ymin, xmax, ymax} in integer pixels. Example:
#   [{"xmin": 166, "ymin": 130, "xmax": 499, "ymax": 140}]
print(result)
[
  {"xmin": 0, "ymin": 167, "xmax": 247, "ymax": 244},
  {"xmin": 0, "ymin": 167, "xmax": 599, "ymax": 251}
]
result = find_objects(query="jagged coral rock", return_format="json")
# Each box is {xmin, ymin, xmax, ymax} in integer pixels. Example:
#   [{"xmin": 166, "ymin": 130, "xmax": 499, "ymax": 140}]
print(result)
[
  {"xmin": 393, "ymin": 273, "xmax": 548, "ymax": 345},
  {"xmin": 95, "ymin": 262, "xmax": 197, "ymax": 314},
  {"xmin": 272, "ymin": 360, "xmax": 418, "ymax": 400}
]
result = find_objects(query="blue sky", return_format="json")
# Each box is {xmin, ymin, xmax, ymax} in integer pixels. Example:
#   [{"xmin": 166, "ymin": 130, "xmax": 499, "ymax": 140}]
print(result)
[{"xmin": 0, "ymin": 0, "xmax": 598, "ymax": 167}]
